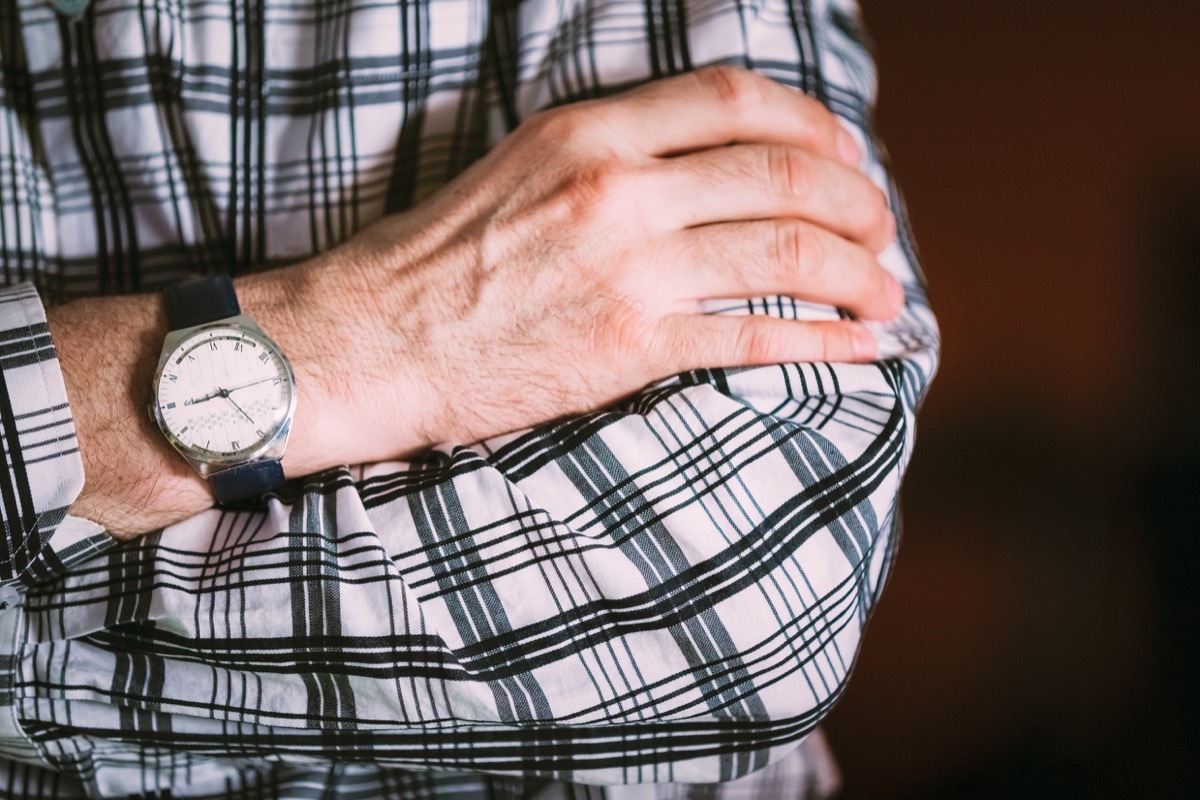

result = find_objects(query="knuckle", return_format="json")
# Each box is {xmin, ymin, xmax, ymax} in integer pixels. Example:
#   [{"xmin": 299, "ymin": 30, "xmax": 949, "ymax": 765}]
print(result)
[
  {"xmin": 874, "ymin": 186, "xmax": 891, "ymax": 221},
  {"xmin": 863, "ymin": 186, "xmax": 890, "ymax": 232},
  {"xmin": 767, "ymin": 145, "xmax": 811, "ymax": 200},
  {"xmin": 838, "ymin": 326, "xmax": 861, "ymax": 361},
  {"xmin": 773, "ymin": 220, "xmax": 823, "ymax": 280},
  {"xmin": 651, "ymin": 317, "xmax": 688, "ymax": 371},
  {"xmin": 604, "ymin": 298, "xmax": 658, "ymax": 362},
  {"xmin": 835, "ymin": 325, "xmax": 867, "ymax": 361},
  {"xmin": 523, "ymin": 105, "xmax": 588, "ymax": 145},
  {"xmin": 736, "ymin": 321, "xmax": 784, "ymax": 364},
  {"xmin": 698, "ymin": 65, "xmax": 761, "ymax": 115},
  {"xmin": 823, "ymin": 330, "xmax": 848, "ymax": 362},
  {"xmin": 553, "ymin": 163, "xmax": 630, "ymax": 222}
]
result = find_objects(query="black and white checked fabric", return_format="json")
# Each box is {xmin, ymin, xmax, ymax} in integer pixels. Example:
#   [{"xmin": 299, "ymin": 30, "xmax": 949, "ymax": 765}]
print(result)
[{"xmin": 0, "ymin": 0, "xmax": 938, "ymax": 797}]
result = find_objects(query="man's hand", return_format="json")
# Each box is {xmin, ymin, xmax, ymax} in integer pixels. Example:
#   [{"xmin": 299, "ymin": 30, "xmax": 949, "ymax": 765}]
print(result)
[
  {"xmin": 50, "ymin": 67, "xmax": 900, "ymax": 538},
  {"xmin": 296, "ymin": 66, "xmax": 901, "ymax": 464}
]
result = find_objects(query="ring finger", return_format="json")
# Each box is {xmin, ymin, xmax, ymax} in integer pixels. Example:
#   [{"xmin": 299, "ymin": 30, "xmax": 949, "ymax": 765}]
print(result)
[{"xmin": 665, "ymin": 218, "xmax": 903, "ymax": 321}]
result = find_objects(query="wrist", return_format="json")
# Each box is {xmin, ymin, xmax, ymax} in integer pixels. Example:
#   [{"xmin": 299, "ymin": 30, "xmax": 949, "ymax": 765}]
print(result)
[
  {"xmin": 49, "ymin": 245, "xmax": 445, "ymax": 540},
  {"xmin": 48, "ymin": 293, "xmax": 211, "ymax": 539},
  {"xmin": 234, "ymin": 250, "xmax": 444, "ymax": 473}
]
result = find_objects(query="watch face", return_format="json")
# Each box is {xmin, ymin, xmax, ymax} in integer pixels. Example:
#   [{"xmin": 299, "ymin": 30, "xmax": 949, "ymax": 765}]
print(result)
[{"xmin": 155, "ymin": 325, "xmax": 295, "ymax": 461}]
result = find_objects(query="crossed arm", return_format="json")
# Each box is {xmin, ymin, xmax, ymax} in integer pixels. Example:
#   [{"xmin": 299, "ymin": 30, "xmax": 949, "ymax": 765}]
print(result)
[
  {"xmin": 50, "ymin": 68, "xmax": 901, "ymax": 539},
  {"xmin": 0, "ymin": 4, "xmax": 937, "ymax": 789}
]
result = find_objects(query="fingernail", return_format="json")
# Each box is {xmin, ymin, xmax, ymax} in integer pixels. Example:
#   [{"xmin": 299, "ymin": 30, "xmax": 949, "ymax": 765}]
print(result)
[
  {"xmin": 836, "ymin": 129, "xmax": 861, "ymax": 166},
  {"xmin": 873, "ymin": 213, "xmax": 897, "ymax": 256},
  {"xmin": 853, "ymin": 326, "xmax": 878, "ymax": 360}
]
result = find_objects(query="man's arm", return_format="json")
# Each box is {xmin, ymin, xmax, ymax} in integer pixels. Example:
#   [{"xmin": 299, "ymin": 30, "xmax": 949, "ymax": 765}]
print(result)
[
  {"xmin": 1, "ymin": 0, "xmax": 936, "ymax": 791},
  {"xmin": 43, "ymin": 68, "xmax": 899, "ymax": 542}
]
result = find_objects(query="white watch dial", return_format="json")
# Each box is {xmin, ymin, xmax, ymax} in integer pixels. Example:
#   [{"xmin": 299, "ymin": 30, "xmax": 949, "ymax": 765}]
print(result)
[{"xmin": 156, "ymin": 327, "xmax": 294, "ymax": 458}]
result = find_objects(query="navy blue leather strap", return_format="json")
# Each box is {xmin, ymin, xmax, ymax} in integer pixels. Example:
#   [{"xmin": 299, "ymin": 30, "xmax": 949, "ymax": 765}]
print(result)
[
  {"xmin": 210, "ymin": 460, "xmax": 286, "ymax": 505},
  {"xmin": 164, "ymin": 276, "xmax": 284, "ymax": 503},
  {"xmin": 163, "ymin": 275, "xmax": 240, "ymax": 330}
]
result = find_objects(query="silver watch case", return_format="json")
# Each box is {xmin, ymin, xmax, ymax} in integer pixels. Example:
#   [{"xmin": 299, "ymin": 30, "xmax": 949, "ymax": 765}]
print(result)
[{"xmin": 150, "ymin": 314, "xmax": 297, "ymax": 479}]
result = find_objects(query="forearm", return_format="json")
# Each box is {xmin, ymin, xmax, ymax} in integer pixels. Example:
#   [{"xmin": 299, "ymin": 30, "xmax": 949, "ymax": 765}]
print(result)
[
  {"xmin": 46, "ymin": 252, "xmax": 436, "ymax": 539},
  {"xmin": 18, "ymin": 309, "xmax": 930, "ymax": 785}
]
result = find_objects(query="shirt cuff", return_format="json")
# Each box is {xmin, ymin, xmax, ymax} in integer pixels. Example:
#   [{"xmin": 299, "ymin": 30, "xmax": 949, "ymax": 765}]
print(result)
[{"xmin": 0, "ymin": 283, "xmax": 113, "ymax": 586}]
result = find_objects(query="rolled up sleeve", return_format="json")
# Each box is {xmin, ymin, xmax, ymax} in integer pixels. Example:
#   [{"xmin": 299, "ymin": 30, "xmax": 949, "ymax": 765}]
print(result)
[{"xmin": 0, "ymin": 283, "xmax": 112, "ymax": 587}]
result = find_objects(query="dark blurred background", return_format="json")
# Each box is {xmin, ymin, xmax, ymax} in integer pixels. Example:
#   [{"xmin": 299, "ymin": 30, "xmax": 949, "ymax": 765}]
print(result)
[{"xmin": 824, "ymin": 2, "xmax": 1199, "ymax": 797}]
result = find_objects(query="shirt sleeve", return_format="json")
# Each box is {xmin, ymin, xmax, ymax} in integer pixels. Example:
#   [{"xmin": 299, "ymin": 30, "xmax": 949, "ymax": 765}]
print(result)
[
  {"xmin": 0, "ymin": 283, "xmax": 115, "ymax": 587},
  {"xmin": 0, "ymin": 0, "xmax": 938, "ymax": 793}
]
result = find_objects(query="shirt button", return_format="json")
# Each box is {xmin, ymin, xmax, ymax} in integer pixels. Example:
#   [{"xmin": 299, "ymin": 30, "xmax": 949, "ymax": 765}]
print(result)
[
  {"xmin": 50, "ymin": 0, "xmax": 91, "ymax": 16},
  {"xmin": 0, "ymin": 585, "xmax": 21, "ymax": 611}
]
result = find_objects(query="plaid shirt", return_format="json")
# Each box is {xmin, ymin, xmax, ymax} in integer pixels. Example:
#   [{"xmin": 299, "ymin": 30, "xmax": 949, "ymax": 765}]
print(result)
[{"xmin": 0, "ymin": 0, "xmax": 937, "ymax": 796}]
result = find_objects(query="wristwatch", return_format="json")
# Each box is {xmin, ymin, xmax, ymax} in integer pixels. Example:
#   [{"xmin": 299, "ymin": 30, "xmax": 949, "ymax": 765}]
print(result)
[{"xmin": 150, "ymin": 275, "xmax": 297, "ymax": 504}]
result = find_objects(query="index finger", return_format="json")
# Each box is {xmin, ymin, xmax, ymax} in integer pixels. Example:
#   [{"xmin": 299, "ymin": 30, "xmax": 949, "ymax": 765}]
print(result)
[{"xmin": 593, "ymin": 66, "xmax": 861, "ymax": 165}]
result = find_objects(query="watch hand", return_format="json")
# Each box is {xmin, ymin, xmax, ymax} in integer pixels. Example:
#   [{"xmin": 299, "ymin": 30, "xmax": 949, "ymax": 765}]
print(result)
[
  {"xmin": 184, "ymin": 387, "xmax": 227, "ymax": 406},
  {"xmin": 225, "ymin": 376, "xmax": 277, "ymax": 394},
  {"xmin": 224, "ymin": 393, "xmax": 256, "ymax": 424},
  {"xmin": 183, "ymin": 376, "xmax": 276, "ymax": 408}
]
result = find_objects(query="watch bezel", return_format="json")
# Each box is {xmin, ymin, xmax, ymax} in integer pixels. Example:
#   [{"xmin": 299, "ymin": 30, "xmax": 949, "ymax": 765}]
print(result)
[{"xmin": 151, "ymin": 315, "xmax": 297, "ymax": 477}]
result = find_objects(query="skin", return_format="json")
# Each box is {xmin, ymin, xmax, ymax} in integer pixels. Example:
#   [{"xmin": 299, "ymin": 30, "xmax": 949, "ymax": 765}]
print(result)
[{"xmin": 48, "ymin": 67, "xmax": 902, "ymax": 539}]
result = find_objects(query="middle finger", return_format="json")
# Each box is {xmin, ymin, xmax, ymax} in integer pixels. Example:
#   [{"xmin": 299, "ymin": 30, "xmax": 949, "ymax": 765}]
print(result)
[{"xmin": 649, "ymin": 143, "xmax": 894, "ymax": 252}]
